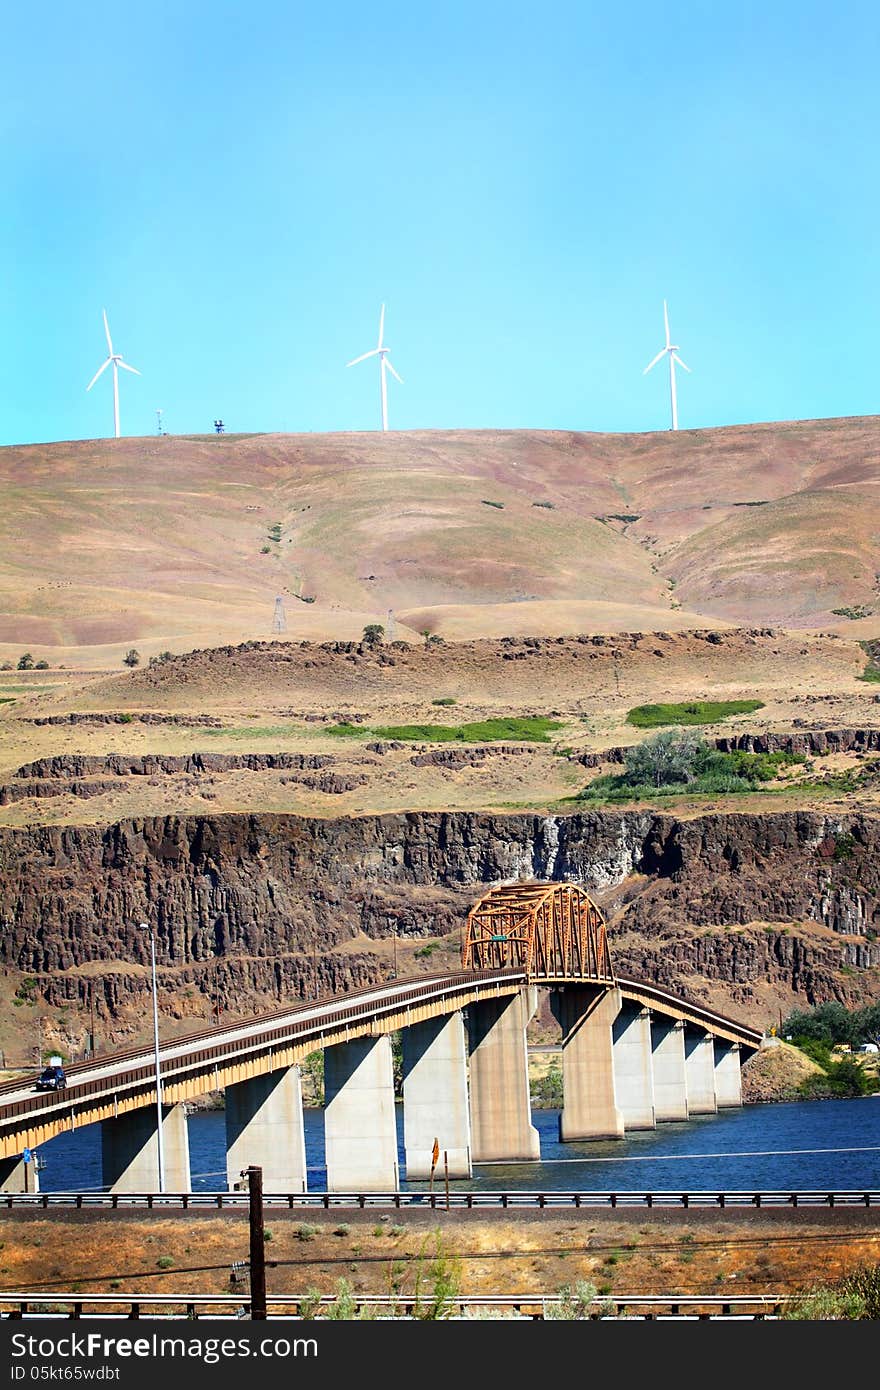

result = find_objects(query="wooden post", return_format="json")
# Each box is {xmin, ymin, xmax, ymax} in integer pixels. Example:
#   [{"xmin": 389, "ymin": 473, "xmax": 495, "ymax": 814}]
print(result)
[
  {"xmin": 245, "ymin": 1166, "xmax": 266, "ymax": 1320},
  {"xmin": 444, "ymin": 1150, "xmax": 449, "ymax": 1210}
]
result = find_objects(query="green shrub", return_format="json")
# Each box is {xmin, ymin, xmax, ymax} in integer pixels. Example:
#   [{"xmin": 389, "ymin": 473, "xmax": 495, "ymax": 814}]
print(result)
[
  {"xmin": 626, "ymin": 699, "xmax": 764, "ymax": 728},
  {"xmin": 156, "ymin": 1256, "xmax": 174, "ymax": 1269},
  {"xmin": 481, "ymin": 499, "xmax": 504, "ymax": 509},
  {"xmin": 432, "ymin": 697, "xmax": 456, "ymax": 706},
  {"xmin": 295, "ymin": 1223, "xmax": 319, "ymax": 1241},
  {"xmin": 328, "ymin": 717, "xmax": 562, "ymax": 743}
]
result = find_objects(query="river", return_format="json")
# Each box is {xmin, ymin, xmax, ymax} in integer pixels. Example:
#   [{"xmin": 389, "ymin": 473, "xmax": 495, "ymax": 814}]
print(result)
[{"xmin": 32, "ymin": 1096, "xmax": 880, "ymax": 1193}]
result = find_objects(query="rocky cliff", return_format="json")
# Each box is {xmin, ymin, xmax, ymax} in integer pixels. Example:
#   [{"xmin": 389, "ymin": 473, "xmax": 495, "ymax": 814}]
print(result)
[{"xmin": 1, "ymin": 808, "xmax": 878, "ymax": 1044}]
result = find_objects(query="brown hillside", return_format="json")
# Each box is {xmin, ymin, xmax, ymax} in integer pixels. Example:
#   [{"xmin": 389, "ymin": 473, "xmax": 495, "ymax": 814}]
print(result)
[{"xmin": 1, "ymin": 418, "xmax": 879, "ymax": 666}]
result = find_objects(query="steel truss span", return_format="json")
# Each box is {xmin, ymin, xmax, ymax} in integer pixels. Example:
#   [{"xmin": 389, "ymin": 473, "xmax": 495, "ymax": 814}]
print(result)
[{"xmin": 462, "ymin": 881, "xmax": 614, "ymax": 980}]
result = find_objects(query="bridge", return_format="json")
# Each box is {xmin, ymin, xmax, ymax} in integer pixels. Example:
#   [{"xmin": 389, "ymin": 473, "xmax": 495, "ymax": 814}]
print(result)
[{"xmin": 0, "ymin": 882, "xmax": 763, "ymax": 1195}]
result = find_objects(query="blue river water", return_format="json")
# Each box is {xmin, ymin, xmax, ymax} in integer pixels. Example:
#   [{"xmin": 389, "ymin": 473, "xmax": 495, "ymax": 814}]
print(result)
[{"xmin": 33, "ymin": 1097, "xmax": 880, "ymax": 1193}]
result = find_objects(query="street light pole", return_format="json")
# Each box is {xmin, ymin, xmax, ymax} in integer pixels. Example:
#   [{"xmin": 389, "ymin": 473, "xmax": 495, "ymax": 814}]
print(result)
[{"xmin": 139, "ymin": 922, "xmax": 166, "ymax": 1193}]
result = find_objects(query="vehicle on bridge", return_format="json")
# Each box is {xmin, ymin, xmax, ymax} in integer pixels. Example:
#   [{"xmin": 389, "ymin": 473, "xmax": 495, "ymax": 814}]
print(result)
[{"xmin": 35, "ymin": 1058, "xmax": 66, "ymax": 1092}]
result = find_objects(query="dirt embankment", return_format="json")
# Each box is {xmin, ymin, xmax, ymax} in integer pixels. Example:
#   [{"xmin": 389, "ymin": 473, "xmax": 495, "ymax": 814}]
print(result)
[{"xmin": 2, "ymin": 1208, "xmax": 879, "ymax": 1303}]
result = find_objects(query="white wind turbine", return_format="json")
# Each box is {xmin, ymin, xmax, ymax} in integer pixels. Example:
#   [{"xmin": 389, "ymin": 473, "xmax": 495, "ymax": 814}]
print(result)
[
  {"xmin": 86, "ymin": 310, "xmax": 141, "ymax": 439},
  {"xmin": 643, "ymin": 300, "xmax": 691, "ymax": 430},
  {"xmin": 346, "ymin": 304, "xmax": 403, "ymax": 431}
]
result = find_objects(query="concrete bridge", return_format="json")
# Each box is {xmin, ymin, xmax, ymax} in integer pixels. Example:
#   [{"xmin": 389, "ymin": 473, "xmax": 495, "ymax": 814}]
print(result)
[{"xmin": 0, "ymin": 883, "xmax": 763, "ymax": 1195}]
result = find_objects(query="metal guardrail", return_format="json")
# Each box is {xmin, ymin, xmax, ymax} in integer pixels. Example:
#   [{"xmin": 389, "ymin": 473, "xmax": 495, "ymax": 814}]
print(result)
[
  {"xmin": 3, "ymin": 1189, "xmax": 877, "ymax": 1210},
  {"xmin": 0, "ymin": 1291, "xmax": 793, "ymax": 1319}
]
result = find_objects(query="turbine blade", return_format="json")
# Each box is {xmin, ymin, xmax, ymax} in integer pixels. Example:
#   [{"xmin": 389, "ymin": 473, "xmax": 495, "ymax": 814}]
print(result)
[
  {"xmin": 346, "ymin": 349, "xmax": 380, "ymax": 367},
  {"xmin": 663, "ymin": 300, "xmax": 670, "ymax": 347},
  {"xmin": 385, "ymin": 359, "xmax": 403, "ymax": 385},
  {"xmin": 102, "ymin": 309, "xmax": 113, "ymax": 355},
  {"xmin": 642, "ymin": 349, "xmax": 666, "ymax": 375},
  {"xmin": 673, "ymin": 355, "xmax": 691, "ymax": 373},
  {"xmin": 86, "ymin": 358, "xmax": 111, "ymax": 391},
  {"xmin": 377, "ymin": 303, "xmax": 385, "ymax": 349},
  {"xmin": 118, "ymin": 360, "xmax": 141, "ymax": 376}
]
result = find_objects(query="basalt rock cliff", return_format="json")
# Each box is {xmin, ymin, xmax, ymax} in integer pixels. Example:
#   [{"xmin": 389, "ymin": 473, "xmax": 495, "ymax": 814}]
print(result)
[{"xmin": 1, "ymin": 808, "xmax": 877, "ymax": 1041}]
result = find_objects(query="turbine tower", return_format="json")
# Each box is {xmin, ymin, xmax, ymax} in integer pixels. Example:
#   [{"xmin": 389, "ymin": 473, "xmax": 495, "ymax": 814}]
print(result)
[
  {"xmin": 346, "ymin": 304, "xmax": 403, "ymax": 431},
  {"xmin": 86, "ymin": 310, "xmax": 141, "ymax": 439},
  {"xmin": 643, "ymin": 300, "xmax": 690, "ymax": 431}
]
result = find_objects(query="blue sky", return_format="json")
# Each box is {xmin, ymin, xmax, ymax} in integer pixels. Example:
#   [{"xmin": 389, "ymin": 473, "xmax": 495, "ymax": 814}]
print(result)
[{"xmin": 2, "ymin": 1, "xmax": 879, "ymax": 445}]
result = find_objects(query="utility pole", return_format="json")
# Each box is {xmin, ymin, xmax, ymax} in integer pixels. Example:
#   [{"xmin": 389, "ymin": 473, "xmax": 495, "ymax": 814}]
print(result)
[
  {"xmin": 243, "ymin": 1165, "xmax": 267, "ymax": 1320},
  {"xmin": 89, "ymin": 986, "xmax": 97, "ymax": 1058}
]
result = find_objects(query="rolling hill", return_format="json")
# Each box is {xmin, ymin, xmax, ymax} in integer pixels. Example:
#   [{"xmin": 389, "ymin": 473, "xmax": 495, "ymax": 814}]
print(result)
[{"xmin": 1, "ymin": 416, "xmax": 878, "ymax": 665}]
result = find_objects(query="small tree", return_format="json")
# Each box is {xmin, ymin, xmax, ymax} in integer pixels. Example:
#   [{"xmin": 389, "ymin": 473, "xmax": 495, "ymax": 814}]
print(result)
[
  {"xmin": 624, "ymin": 728, "xmax": 707, "ymax": 787},
  {"xmin": 362, "ymin": 624, "xmax": 385, "ymax": 647},
  {"xmin": 123, "ymin": 648, "xmax": 140, "ymax": 668},
  {"xmin": 17, "ymin": 652, "xmax": 34, "ymax": 670}
]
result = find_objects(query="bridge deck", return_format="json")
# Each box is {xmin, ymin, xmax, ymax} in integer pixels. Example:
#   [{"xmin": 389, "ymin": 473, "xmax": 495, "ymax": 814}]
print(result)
[{"xmin": 0, "ymin": 970, "xmax": 762, "ymax": 1159}]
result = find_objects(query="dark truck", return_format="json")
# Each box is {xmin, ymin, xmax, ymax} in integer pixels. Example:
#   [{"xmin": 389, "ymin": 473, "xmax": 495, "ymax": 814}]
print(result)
[{"xmin": 35, "ymin": 1057, "xmax": 66, "ymax": 1091}]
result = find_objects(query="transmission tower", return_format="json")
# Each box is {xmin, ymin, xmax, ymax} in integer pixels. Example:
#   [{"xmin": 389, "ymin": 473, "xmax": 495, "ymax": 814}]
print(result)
[
  {"xmin": 272, "ymin": 596, "xmax": 287, "ymax": 633},
  {"xmin": 386, "ymin": 608, "xmax": 396, "ymax": 641},
  {"xmin": 156, "ymin": 408, "xmax": 165, "ymax": 436}
]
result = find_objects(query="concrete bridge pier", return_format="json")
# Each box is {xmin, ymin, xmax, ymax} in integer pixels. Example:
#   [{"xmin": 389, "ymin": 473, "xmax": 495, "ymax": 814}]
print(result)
[
  {"xmin": 101, "ymin": 1103, "xmax": 191, "ymax": 1193},
  {"xmin": 225, "ymin": 1066, "xmax": 307, "ymax": 1192},
  {"xmin": 402, "ymin": 1013, "xmax": 472, "ymax": 1179},
  {"xmin": 324, "ymin": 1035, "xmax": 399, "ymax": 1191},
  {"xmin": 0, "ymin": 1156, "xmax": 39, "ymax": 1193},
  {"xmin": 467, "ymin": 987, "xmax": 540, "ymax": 1161},
  {"xmin": 551, "ymin": 985, "xmax": 624, "ymax": 1141},
  {"xmin": 613, "ymin": 1003, "xmax": 656, "ymax": 1130},
  {"xmin": 714, "ymin": 1040, "xmax": 743, "ymax": 1108},
  {"xmin": 650, "ymin": 1016, "xmax": 689, "ymax": 1122},
  {"xmin": 684, "ymin": 1027, "xmax": 718, "ymax": 1115}
]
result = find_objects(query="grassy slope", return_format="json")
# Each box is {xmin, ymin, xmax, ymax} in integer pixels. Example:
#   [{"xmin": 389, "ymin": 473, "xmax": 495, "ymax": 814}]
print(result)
[{"xmin": 1, "ymin": 417, "xmax": 880, "ymax": 663}]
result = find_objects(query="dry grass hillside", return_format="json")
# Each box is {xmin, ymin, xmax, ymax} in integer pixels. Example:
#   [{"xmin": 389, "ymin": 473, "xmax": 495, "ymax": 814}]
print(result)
[{"xmin": 1, "ymin": 417, "xmax": 879, "ymax": 667}]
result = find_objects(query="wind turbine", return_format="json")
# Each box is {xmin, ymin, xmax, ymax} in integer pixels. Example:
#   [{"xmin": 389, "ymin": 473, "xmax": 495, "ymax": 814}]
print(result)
[
  {"xmin": 86, "ymin": 310, "xmax": 141, "ymax": 439},
  {"xmin": 643, "ymin": 300, "xmax": 690, "ymax": 430},
  {"xmin": 346, "ymin": 304, "xmax": 403, "ymax": 431}
]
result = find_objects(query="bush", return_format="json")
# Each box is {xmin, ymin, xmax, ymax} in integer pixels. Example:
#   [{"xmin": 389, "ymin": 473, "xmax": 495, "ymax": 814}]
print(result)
[
  {"xmin": 123, "ymin": 648, "xmax": 140, "ymax": 668},
  {"xmin": 362, "ymin": 624, "xmax": 385, "ymax": 647},
  {"xmin": 156, "ymin": 1256, "xmax": 174, "ymax": 1269},
  {"xmin": 544, "ymin": 1281, "xmax": 602, "ymax": 1320},
  {"xmin": 35, "ymin": 660, "xmax": 50, "ymax": 669},
  {"xmin": 432, "ymin": 697, "xmax": 456, "ymax": 706},
  {"xmin": 481, "ymin": 499, "xmax": 504, "ymax": 509},
  {"xmin": 295, "ymin": 1223, "xmax": 319, "ymax": 1241},
  {"xmin": 17, "ymin": 653, "xmax": 34, "ymax": 670},
  {"xmin": 626, "ymin": 699, "xmax": 764, "ymax": 728},
  {"xmin": 624, "ymin": 729, "xmax": 707, "ymax": 786}
]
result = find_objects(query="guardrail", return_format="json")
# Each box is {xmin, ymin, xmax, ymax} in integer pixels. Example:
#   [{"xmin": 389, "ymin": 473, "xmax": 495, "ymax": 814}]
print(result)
[
  {"xmin": 0, "ymin": 1292, "xmax": 793, "ymax": 1320},
  {"xmin": 3, "ymin": 1189, "xmax": 877, "ymax": 1210}
]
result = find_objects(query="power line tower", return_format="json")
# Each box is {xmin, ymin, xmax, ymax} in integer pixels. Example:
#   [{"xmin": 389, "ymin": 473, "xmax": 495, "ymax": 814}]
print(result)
[
  {"xmin": 386, "ymin": 608, "xmax": 396, "ymax": 641},
  {"xmin": 272, "ymin": 596, "xmax": 287, "ymax": 633},
  {"xmin": 156, "ymin": 408, "xmax": 165, "ymax": 436}
]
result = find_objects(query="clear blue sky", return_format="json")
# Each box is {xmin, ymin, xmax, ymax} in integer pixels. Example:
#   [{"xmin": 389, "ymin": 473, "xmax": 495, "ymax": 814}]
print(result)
[{"xmin": 3, "ymin": 1, "xmax": 879, "ymax": 445}]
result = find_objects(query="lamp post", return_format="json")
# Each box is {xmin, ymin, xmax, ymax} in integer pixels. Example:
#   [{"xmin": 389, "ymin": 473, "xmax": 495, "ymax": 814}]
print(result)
[{"xmin": 139, "ymin": 922, "xmax": 166, "ymax": 1193}]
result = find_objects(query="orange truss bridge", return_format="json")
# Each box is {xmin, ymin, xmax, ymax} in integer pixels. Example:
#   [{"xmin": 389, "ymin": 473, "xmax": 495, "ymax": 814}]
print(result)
[{"xmin": 461, "ymin": 881, "xmax": 614, "ymax": 982}]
